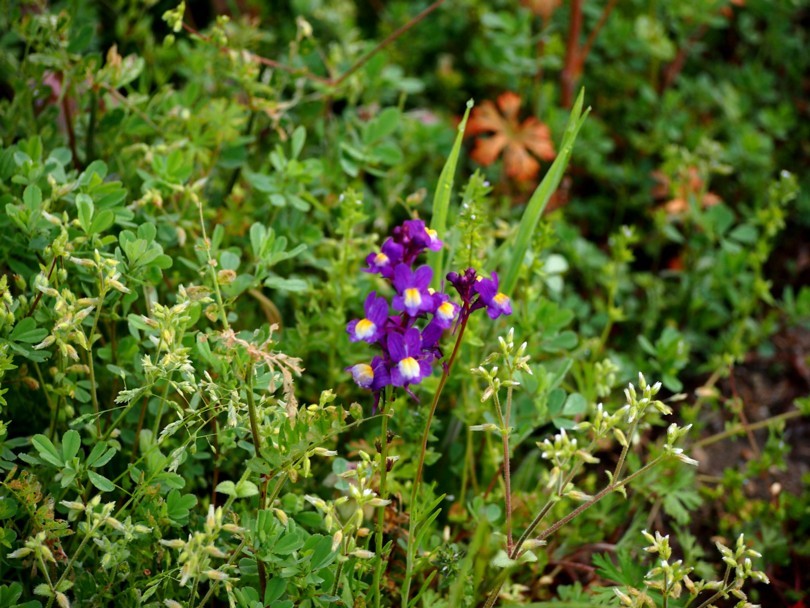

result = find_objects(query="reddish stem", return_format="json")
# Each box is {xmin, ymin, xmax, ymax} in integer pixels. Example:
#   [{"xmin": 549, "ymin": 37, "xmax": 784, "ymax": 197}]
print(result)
[{"xmin": 560, "ymin": 0, "xmax": 583, "ymax": 108}]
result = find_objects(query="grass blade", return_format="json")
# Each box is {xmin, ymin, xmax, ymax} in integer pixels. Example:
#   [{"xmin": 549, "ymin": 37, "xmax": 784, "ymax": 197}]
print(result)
[
  {"xmin": 499, "ymin": 88, "xmax": 590, "ymax": 297},
  {"xmin": 429, "ymin": 99, "xmax": 474, "ymax": 289}
]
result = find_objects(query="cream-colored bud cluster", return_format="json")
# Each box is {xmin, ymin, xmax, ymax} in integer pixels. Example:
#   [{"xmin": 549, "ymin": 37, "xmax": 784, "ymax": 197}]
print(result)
[
  {"xmin": 159, "ymin": 505, "xmax": 242, "ymax": 587},
  {"xmin": 631, "ymin": 530, "xmax": 768, "ymax": 607}
]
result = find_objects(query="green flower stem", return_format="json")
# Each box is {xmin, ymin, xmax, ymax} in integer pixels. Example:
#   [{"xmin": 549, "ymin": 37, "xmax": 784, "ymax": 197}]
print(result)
[
  {"xmin": 151, "ymin": 375, "xmax": 174, "ymax": 438},
  {"xmin": 243, "ymin": 362, "xmax": 268, "ymax": 599},
  {"xmin": 85, "ymin": 298, "xmax": 104, "ymax": 435},
  {"xmin": 483, "ymin": 454, "xmax": 667, "ymax": 608},
  {"xmin": 37, "ymin": 554, "xmax": 57, "ymax": 603},
  {"xmin": 612, "ymin": 416, "xmax": 640, "ymax": 482},
  {"xmin": 45, "ymin": 514, "xmax": 105, "ymax": 608},
  {"xmin": 245, "ymin": 364, "xmax": 262, "ymax": 459},
  {"xmin": 492, "ymin": 386, "xmax": 515, "ymax": 551},
  {"xmin": 49, "ymin": 352, "xmax": 67, "ymax": 440},
  {"xmin": 193, "ymin": 190, "xmax": 230, "ymax": 330},
  {"xmin": 373, "ymin": 388, "xmax": 392, "ymax": 608},
  {"xmin": 193, "ymin": 471, "xmax": 287, "ymax": 608},
  {"xmin": 401, "ymin": 314, "xmax": 470, "ymax": 608},
  {"xmin": 692, "ymin": 564, "xmax": 733, "ymax": 608},
  {"xmin": 694, "ymin": 408, "xmax": 802, "ymax": 449}
]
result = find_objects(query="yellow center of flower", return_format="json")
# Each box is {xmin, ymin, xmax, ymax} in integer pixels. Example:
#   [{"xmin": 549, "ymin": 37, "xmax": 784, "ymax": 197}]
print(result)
[
  {"xmin": 427, "ymin": 228, "xmax": 438, "ymax": 241},
  {"xmin": 355, "ymin": 318, "xmax": 376, "ymax": 339},
  {"xmin": 353, "ymin": 364, "xmax": 374, "ymax": 384},
  {"xmin": 438, "ymin": 301, "xmax": 455, "ymax": 320},
  {"xmin": 398, "ymin": 357, "xmax": 420, "ymax": 380},
  {"xmin": 494, "ymin": 293, "xmax": 510, "ymax": 308},
  {"xmin": 374, "ymin": 252, "xmax": 389, "ymax": 265},
  {"xmin": 404, "ymin": 288, "xmax": 422, "ymax": 309}
]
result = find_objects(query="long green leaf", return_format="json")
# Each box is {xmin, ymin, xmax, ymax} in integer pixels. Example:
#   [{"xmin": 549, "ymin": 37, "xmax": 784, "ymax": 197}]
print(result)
[
  {"xmin": 500, "ymin": 89, "xmax": 590, "ymax": 297},
  {"xmin": 428, "ymin": 99, "xmax": 474, "ymax": 289}
]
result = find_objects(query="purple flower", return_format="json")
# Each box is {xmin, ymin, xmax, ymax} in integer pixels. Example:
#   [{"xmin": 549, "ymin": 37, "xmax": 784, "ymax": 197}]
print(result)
[
  {"xmin": 388, "ymin": 328, "xmax": 432, "ymax": 387},
  {"xmin": 348, "ymin": 356, "xmax": 390, "ymax": 390},
  {"xmin": 347, "ymin": 292, "xmax": 389, "ymax": 342},
  {"xmin": 365, "ymin": 239, "xmax": 403, "ymax": 279},
  {"xmin": 430, "ymin": 292, "xmax": 460, "ymax": 329},
  {"xmin": 447, "ymin": 267, "xmax": 479, "ymax": 306},
  {"xmin": 392, "ymin": 264, "xmax": 434, "ymax": 317},
  {"xmin": 474, "ymin": 272, "xmax": 513, "ymax": 319}
]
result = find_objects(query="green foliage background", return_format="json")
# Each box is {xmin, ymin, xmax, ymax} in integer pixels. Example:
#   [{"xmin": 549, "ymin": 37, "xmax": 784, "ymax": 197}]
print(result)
[{"xmin": 0, "ymin": 0, "xmax": 808, "ymax": 606}]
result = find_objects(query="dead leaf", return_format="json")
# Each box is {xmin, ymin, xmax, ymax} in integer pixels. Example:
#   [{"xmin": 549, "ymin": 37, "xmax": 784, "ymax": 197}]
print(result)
[
  {"xmin": 653, "ymin": 166, "xmax": 721, "ymax": 215},
  {"xmin": 467, "ymin": 91, "xmax": 556, "ymax": 182}
]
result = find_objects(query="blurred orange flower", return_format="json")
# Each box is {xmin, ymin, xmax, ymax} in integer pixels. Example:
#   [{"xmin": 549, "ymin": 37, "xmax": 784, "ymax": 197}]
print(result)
[
  {"xmin": 652, "ymin": 167, "xmax": 721, "ymax": 216},
  {"xmin": 467, "ymin": 92, "xmax": 556, "ymax": 182},
  {"xmin": 521, "ymin": 0, "xmax": 562, "ymax": 19}
]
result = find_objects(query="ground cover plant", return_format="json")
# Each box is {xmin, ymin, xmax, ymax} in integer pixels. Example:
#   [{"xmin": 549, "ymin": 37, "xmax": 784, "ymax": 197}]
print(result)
[{"xmin": 1, "ymin": 0, "xmax": 809, "ymax": 606}]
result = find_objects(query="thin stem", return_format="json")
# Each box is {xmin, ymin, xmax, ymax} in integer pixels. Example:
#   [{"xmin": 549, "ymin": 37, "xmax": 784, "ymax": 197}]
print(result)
[
  {"xmin": 151, "ymin": 376, "xmax": 174, "ymax": 438},
  {"xmin": 401, "ymin": 313, "xmax": 470, "ymax": 608},
  {"xmin": 85, "ymin": 89, "xmax": 97, "ymax": 162},
  {"xmin": 26, "ymin": 256, "xmax": 59, "ymax": 318},
  {"xmin": 580, "ymin": 0, "xmax": 619, "ymax": 63},
  {"xmin": 245, "ymin": 364, "xmax": 262, "ymax": 455},
  {"xmin": 86, "ymin": 294, "xmax": 105, "ymax": 435},
  {"xmin": 693, "ymin": 409, "xmax": 802, "ymax": 449},
  {"xmin": 45, "ymin": 518, "xmax": 102, "ymax": 608},
  {"xmin": 331, "ymin": 549, "xmax": 347, "ymax": 597},
  {"xmin": 612, "ymin": 417, "xmax": 640, "ymax": 482},
  {"xmin": 180, "ymin": 0, "xmax": 447, "ymax": 88},
  {"xmin": 196, "ymin": 191, "xmax": 230, "ymax": 330},
  {"xmin": 495, "ymin": 386, "xmax": 515, "ymax": 551},
  {"xmin": 560, "ymin": 0, "xmax": 584, "ymax": 108},
  {"xmin": 484, "ymin": 455, "xmax": 667, "ymax": 608},
  {"xmin": 194, "ymin": 472, "xmax": 288, "ymax": 608},
  {"xmin": 49, "ymin": 353, "xmax": 66, "ymax": 440},
  {"xmin": 243, "ymin": 363, "xmax": 267, "ymax": 599},
  {"xmin": 330, "ymin": 0, "xmax": 447, "ymax": 87},
  {"xmin": 693, "ymin": 565, "xmax": 732, "ymax": 608},
  {"xmin": 373, "ymin": 390, "xmax": 391, "ymax": 608},
  {"xmin": 37, "ymin": 554, "xmax": 56, "ymax": 602}
]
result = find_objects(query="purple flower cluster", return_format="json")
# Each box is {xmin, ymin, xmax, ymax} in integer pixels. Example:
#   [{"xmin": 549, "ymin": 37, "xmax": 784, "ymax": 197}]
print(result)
[{"xmin": 347, "ymin": 219, "xmax": 513, "ymax": 402}]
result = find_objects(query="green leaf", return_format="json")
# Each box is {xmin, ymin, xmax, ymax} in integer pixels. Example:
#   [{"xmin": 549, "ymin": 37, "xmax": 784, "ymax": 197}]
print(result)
[
  {"xmin": 61, "ymin": 430, "xmax": 81, "ymax": 462},
  {"xmin": 9, "ymin": 318, "xmax": 48, "ymax": 344},
  {"xmin": 166, "ymin": 489, "xmax": 197, "ymax": 524},
  {"xmin": 291, "ymin": 126, "xmax": 306, "ymax": 159},
  {"xmin": 76, "ymin": 193, "xmax": 94, "ymax": 233},
  {"xmin": 88, "ymin": 470, "xmax": 115, "ymax": 492},
  {"xmin": 274, "ymin": 530, "xmax": 305, "ymax": 554},
  {"xmin": 23, "ymin": 185, "xmax": 42, "ymax": 211},
  {"xmin": 33, "ymin": 583, "xmax": 52, "ymax": 597},
  {"xmin": 31, "ymin": 434, "xmax": 63, "ymax": 467},
  {"xmin": 500, "ymin": 89, "xmax": 590, "ymax": 297},
  {"xmin": 86, "ymin": 443, "xmax": 116, "ymax": 468},
  {"xmin": 563, "ymin": 393, "xmax": 587, "ymax": 416},
  {"xmin": 428, "ymin": 99, "xmax": 473, "ymax": 289},
  {"xmin": 0, "ymin": 497, "xmax": 18, "ymax": 519},
  {"xmin": 491, "ymin": 549, "xmax": 516, "ymax": 568},
  {"xmin": 235, "ymin": 480, "xmax": 259, "ymax": 498},
  {"xmin": 264, "ymin": 277, "xmax": 308, "ymax": 293},
  {"xmin": 220, "ymin": 251, "xmax": 240, "ymax": 271},
  {"xmin": 89, "ymin": 209, "xmax": 115, "ymax": 235},
  {"xmin": 215, "ymin": 481, "xmax": 236, "ymax": 497},
  {"xmin": 547, "ymin": 388, "xmax": 566, "ymax": 416},
  {"xmin": 264, "ymin": 578, "xmax": 287, "ymax": 603},
  {"xmin": 364, "ymin": 107, "xmax": 400, "ymax": 143}
]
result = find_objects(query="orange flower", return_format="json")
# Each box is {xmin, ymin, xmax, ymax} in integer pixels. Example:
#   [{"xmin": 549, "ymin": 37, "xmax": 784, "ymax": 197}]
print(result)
[
  {"xmin": 521, "ymin": 0, "xmax": 562, "ymax": 19},
  {"xmin": 467, "ymin": 92, "xmax": 556, "ymax": 182},
  {"xmin": 652, "ymin": 167, "xmax": 721, "ymax": 216}
]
